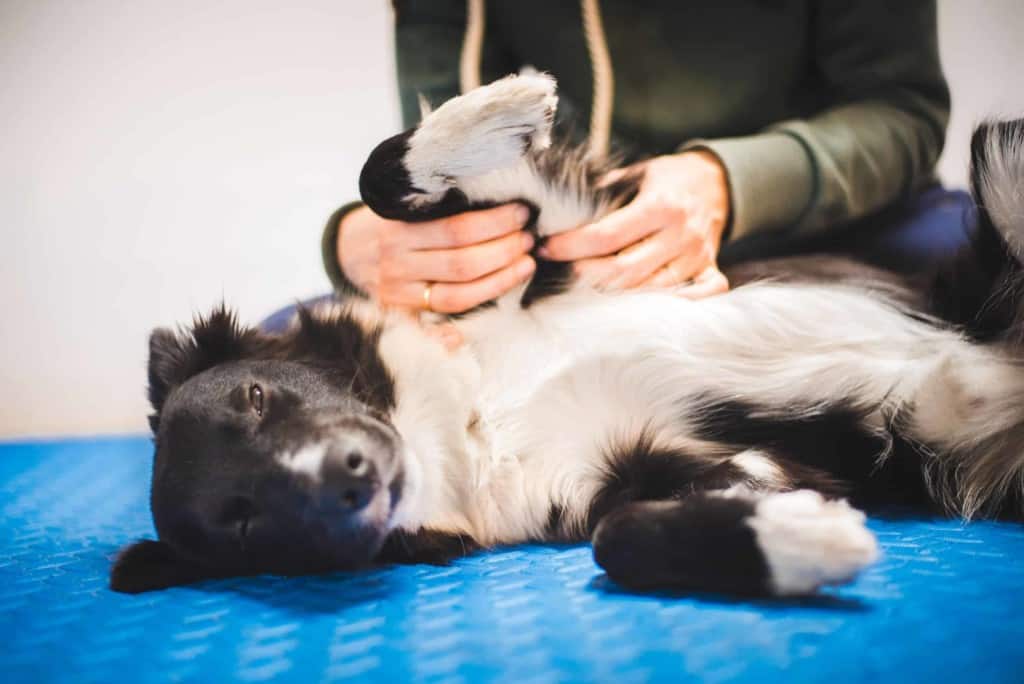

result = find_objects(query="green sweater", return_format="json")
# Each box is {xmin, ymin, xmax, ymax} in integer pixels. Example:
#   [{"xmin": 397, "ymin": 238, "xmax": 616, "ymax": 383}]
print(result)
[{"xmin": 324, "ymin": 0, "xmax": 949, "ymax": 290}]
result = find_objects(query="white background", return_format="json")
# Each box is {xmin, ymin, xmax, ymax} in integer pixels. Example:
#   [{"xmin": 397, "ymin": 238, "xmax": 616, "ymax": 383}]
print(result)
[{"xmin": 2, "ymin": 1, "xmax": 1023, "ymax": 439}]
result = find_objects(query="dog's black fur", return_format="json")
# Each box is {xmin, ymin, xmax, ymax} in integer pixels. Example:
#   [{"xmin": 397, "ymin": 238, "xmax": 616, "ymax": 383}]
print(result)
[
  {"xmin": 111, "ymin": 75, "xmax": 1024, "ymax": 596},
  {"xmin": 116, "ymin": 310, "xmax": 406, "ymax": 592}
]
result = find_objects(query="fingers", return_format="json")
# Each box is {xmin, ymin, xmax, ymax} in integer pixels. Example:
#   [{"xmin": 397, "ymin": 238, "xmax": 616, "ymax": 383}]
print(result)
[
  {"xmin": 586, "ymin": 227, "xmax": 681, "ymax": 289},
  {"xmin": 644, "ymin": 263, "xmax": 729, "ymax": 298},
  {"xmin": 393, "ymin": 203, "xmax": 531, "ymax": 251},
  {"xmin": 380, "ymin": 255, "xmax": 536, "ymax": 313},
  {"xmin": 397, "ymin": 230, "xmax": 534, "ymax": 283},
  {"xmin": 428, "ymin": 255, "xmax": 537, "ymax": 313},
  {"xmin": 372, "ymin": 203, "xmax": 535, "ymax": 314},
  {"xmin": 642, "ymin": 260, "xmax": 689, "ymax": 289},
  {"xmin": 675, "ymin": 266, "xmax": 729, "ymax": 299},
  {"xmin": 573, "ymin": 221, "xmax": 712, "ymax": 290},
  {"xmin": 658, "ymin": 242, "xmax": 713, "ymax": 286},
  {"xmin": 539, "ymin": 199, "xmax": 666, "ymax": 261}
]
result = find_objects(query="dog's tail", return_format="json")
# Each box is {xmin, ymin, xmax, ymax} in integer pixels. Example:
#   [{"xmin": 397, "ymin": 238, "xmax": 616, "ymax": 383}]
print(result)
[
  {"xmin": 931, "ymin": 118, "xmax": 1024, "ymax": 343},
  {"xmin": 920, "ymin": 119, "xmax": 1024, "ymax": 519}
]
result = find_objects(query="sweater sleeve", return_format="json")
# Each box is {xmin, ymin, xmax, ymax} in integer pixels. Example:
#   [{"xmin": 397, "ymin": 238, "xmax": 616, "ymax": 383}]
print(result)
[
  {"xmin": 321, "ymin": 201, "xmax": 369, "ymax": 296},
  {"xmin": 684, "ymin": 0, "xmax": 949, "ymax": 241}
]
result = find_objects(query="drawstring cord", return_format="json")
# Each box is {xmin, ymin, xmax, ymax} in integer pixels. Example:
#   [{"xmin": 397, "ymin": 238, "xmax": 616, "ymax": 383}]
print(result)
[
  {"xmin": 580, "ymin": 0, "xmax": 614, "ymax": 161},
  {"xmin": 458, "ymin": 0, "xmax": 614, "ymax": 160},
  {"xmin": 459, "ymin": 0, "xmax": 485, "ymax": 93}
]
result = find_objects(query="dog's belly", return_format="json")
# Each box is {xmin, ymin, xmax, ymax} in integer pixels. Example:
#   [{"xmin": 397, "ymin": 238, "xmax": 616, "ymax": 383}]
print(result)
[
  {"xmin": 460, "ymin": 281, "xmax": 948, "ymax": 428},
  {"xmin": 448, "ymin": 282, "xmax": 979, "ymax": 543},
  {"xmin": 451, "ymin": 289, "xmax": 698, "ymax": 541}
]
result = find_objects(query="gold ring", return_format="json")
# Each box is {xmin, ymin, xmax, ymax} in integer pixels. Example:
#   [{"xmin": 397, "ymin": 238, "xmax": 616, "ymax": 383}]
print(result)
[{"xmin": 422, "ymin": 282, "xmax": 434, "ymax": 311}]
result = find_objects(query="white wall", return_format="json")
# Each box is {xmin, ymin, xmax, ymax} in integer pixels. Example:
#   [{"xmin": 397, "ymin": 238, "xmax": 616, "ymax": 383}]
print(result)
[
  {"xmin": 935, "ymin": 0, "xmax": 1024, "ymax": 187},
  {"xmin": 1, "ymin": 1, "xmax": 1022, "ymax": 439},
  {"xmin": 1, "ymin": 1, "xmax": 400, "ymax": 437}
]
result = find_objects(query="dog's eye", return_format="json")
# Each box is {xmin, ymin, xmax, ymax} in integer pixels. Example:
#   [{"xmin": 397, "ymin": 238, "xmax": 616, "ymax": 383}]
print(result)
[{"xmin": 249, "ymin": 384, "xmax": 264, "ymax": 416}]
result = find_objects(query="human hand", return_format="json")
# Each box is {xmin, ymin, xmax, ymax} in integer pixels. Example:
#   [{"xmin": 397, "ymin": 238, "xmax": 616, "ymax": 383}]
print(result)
[
  {"xmin": 538, "ymin": 150, "xmax": 731, "ymax": 299},
  {"xmin": 337, "ymin": 203, "xmax": 537, "ymax": 314}
]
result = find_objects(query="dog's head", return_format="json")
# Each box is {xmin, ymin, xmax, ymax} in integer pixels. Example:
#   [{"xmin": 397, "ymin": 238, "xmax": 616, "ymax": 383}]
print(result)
[{"xmin": 111, "ymin": 305, "xmax": 406, "ymax": 593}]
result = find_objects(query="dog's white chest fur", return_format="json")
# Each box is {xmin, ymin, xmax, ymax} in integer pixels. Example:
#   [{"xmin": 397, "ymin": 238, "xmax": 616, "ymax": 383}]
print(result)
[{"xmin": 457, "ymin": 289, "xmax": 697, "ymax": 543}]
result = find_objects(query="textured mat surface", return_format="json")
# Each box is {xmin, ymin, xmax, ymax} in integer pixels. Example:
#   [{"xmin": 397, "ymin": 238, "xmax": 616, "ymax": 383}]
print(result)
[{"xmin": 2, "ymin": 437, "xmax": 1023, "ymax": 683}]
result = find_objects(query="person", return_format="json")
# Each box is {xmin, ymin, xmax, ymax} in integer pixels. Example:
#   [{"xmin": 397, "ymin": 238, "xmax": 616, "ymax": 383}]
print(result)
[{"xmin": 321, "ymin": 0, "xmax": 949, "ymax": 314}]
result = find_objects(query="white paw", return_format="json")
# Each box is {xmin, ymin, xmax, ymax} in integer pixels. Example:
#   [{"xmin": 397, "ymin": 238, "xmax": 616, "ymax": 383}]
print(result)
[
  {"xmin": 746, "ymin": 490, "xmax": 879, "ymax": 596},
  {"xmin": 404, "ymin": 73, "xmax": 559, "ymax": 199}
]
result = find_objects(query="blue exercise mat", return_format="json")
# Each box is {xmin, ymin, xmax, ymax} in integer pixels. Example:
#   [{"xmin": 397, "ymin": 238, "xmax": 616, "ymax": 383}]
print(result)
[{"xmin": 2, "ymin": 436, "xmax": 1023, "ymax": 683}]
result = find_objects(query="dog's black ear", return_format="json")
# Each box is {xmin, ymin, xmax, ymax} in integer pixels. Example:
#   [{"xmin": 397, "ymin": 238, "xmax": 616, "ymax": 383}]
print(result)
[
  {"xmin": 110, "ymin": 540, "xmax": 213, "ymax": 594},
  {"xmin": 147, "ymin": 305, "xmax": 268, "ymax": 430},
  {"xmin": 148, "ymin": 327, "xmax": 186, "ymax": 424}
]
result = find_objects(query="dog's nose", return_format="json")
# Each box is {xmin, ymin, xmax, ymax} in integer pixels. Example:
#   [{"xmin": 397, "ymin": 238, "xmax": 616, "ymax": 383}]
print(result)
[{"xmin": 320, "ymin": 441, "xmax": 382, "ymax": 512}]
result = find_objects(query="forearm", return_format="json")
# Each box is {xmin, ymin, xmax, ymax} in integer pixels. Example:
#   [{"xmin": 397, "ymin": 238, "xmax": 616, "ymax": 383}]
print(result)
[
  {"xmin": 686, "ymin": 0, "xmax": 949, "ymax": 241},
  {"xmin": 773, "ymin": 94, "xmax": 948, "ymax": 235},
  {"xmin": 685, "ymin": 90, "xmax": 949, "ymax": 241},
  {"xmin": 681, "ymin": 132, "xmax": 814, "ymax": 242}
]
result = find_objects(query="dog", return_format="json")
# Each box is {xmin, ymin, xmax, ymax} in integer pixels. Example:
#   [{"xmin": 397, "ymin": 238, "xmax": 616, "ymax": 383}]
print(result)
[{"xmin": 111, "ymin": 74, "xmax": 1024, "ymax": 596}]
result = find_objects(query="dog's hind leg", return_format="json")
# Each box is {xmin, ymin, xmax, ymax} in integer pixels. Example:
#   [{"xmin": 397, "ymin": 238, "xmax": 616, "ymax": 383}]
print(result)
[
  {"xmin": 401, "ymin": 73, "xmax": 558, "ymax": 197},
  {"xmin": 592, "ymin": 489, "xmax": 878, "ymax": 597},
  {"xmin": 358, "ymin": 72, "xmax": 632, "ymax": 237},
  {"xmin": 358, "ymin": 73, "xmax": 559, "ymax": 221}
]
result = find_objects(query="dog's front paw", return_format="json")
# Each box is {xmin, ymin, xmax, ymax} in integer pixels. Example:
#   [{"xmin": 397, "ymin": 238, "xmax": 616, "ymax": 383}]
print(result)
[
  {"xmin": 403, "ymin": 73, "xmax": 558, "ymax": 199},
  {"xmin": 746, "ymin": 490, "xmax": 879, "ymax": 596}
]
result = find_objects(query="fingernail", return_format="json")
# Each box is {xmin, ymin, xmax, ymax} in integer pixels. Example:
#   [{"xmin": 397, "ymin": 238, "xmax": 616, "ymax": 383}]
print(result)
[
  {"xmin": 537, "ymin": 246, "xmax": 550, "ymax": 258},
  {"xmin": 515, "ymin": 205, "xmax": 530, "ymax": 225},
  {"xmin": 520, "ymin": 257, "xmax": 537, "ymax": 277},
  {"xmin": 521, "ymin": 233, "xmax": 535, "ymax": 251}
]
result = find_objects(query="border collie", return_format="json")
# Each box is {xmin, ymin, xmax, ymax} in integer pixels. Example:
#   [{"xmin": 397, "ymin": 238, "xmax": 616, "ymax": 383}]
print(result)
[{"xmin": 112, "ymin": 74, "xmax": 1024, "ymax": 596}]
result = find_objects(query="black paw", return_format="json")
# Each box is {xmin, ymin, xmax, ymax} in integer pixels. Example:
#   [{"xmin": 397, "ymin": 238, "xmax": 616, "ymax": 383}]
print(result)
[{"xmin": 591, "ymin": 496, "xmax": 769, "ymax": 595}]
